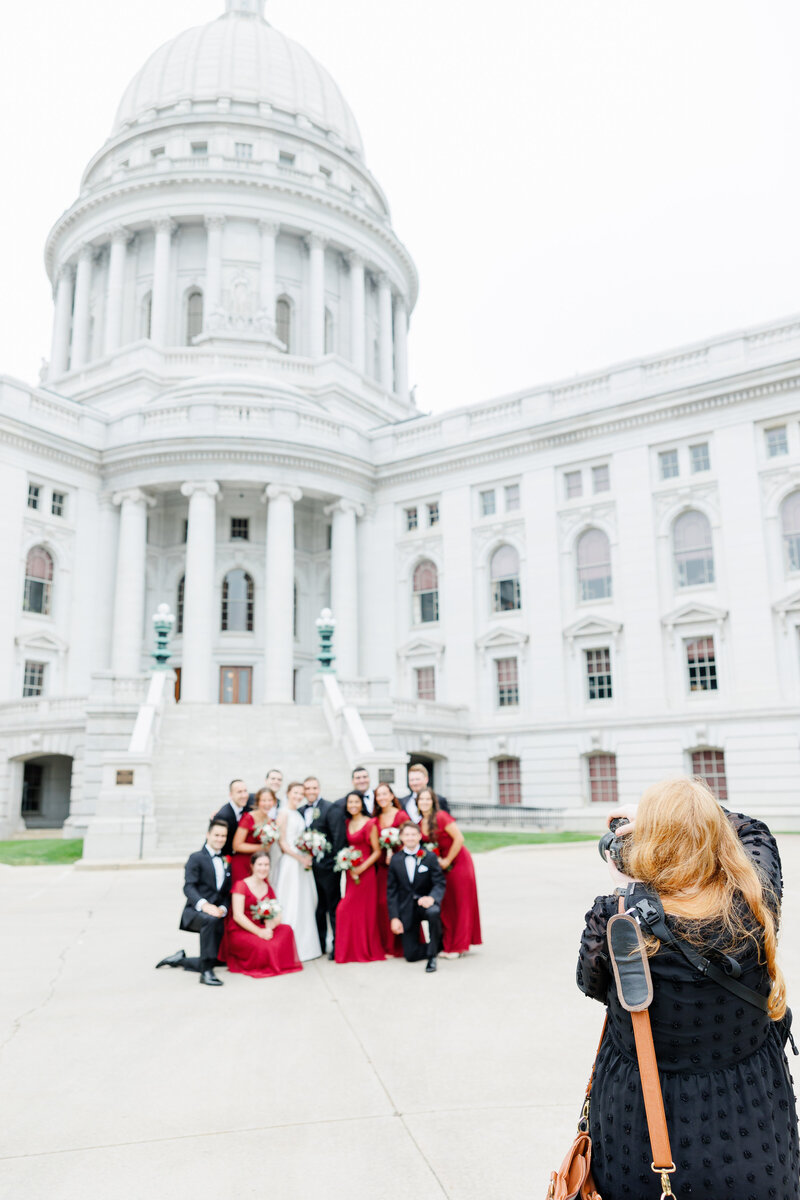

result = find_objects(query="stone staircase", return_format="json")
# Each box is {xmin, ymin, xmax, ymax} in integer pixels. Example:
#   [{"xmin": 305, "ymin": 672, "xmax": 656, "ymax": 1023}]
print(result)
[{"xmin": 152, "ymin": 702, "xmax": 351, "ymax": 856}]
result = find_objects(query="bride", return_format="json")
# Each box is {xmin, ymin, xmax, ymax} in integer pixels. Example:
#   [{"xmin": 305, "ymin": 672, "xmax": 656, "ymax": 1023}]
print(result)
[{"xmin": 275, "ymin": 781, "xmax": 321, "ymax": 961}]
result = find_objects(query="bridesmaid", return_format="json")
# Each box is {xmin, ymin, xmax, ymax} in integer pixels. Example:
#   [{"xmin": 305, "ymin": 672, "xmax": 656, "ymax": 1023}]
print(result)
[
  {"xmin": 220, "ymin": 849, "xmax": 302, "ymax": 978},
  {"xmin": 374, "ymin": 782, "xmax": 406, "ymax": 958},
  {"xmin": 417, "ymin": 787, "xmax": 482, "ymax": 956},
  {"xmin": 230, "ymin": 787, "xmax": 278, "ymax": 886},
  {"xmin": 334, "ymin": 791, "xmax": 384, "ymax": 963}
]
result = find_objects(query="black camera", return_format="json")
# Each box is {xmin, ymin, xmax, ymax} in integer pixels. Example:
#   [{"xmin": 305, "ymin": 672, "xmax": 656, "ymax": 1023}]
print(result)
[{"xmin": 597, "ymin": 816, "xmax": 630, "ymax": 872}]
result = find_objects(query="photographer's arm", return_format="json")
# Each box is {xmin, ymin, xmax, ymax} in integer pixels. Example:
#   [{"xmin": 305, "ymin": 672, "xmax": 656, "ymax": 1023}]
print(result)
[
  {"xmin": 724, "ymin": 809, "xmax": 783, "ymax": 909},
  {"xmin": 576, "ymin": 895, "xmax": 616, "ymax": 1003}
]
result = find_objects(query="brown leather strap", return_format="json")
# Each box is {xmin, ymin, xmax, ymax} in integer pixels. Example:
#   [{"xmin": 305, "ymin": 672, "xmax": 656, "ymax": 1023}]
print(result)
[
  {"xmin": 584, "ymin": 1016, "xmax": 607, "ymax": 1101},
  {"xmin": 630, "ymin": 1009, "xmax": 674, "ymax": 1171}
]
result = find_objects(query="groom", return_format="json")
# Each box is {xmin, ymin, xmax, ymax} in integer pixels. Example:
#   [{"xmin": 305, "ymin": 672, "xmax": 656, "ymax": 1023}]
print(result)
[
  {"xmin": 387, "ymin": 821, "xmax": 446, "ymax": 973},
  {"xmin": 155, "ymin": 819, "xmax": 231, "ymax": 986}
]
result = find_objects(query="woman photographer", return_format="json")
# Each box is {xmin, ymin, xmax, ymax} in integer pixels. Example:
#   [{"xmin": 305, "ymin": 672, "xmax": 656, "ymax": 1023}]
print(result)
[{"xmin": 576, "ymin": 777, "xmax": 798, "ymax": 1198}]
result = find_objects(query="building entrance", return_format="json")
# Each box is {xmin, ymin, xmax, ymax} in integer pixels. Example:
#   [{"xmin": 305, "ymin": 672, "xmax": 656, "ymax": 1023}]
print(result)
[{"xmin": 21, "ymin": 755, "xmax": 73, "ymax": 829}]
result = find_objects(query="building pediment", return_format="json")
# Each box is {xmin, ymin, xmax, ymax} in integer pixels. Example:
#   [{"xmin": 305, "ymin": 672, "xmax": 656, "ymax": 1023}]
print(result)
[
  {"xmin": 15, "ymin": 630, "xmax": 69, "ymax": 654},
  {"xmin": 397, "ymin": 637, "xmax": 444, "ymax": 661},
  {"xmin": 661, "ymin": 602, "xmax": 728, "ymax": 629},
  {"xmin": 563, "ymin": 615, "xmax": 622, "ymax": 643},
  {"xmin": 773, "ymin": 589, "xmax": 800, "ymax": 617},
  {"xmin": 475, "ymin": 627, "xmax": 530, "ymax": 658}
]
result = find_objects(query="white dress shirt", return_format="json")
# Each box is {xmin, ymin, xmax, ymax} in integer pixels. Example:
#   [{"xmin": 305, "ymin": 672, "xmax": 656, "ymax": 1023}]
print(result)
[
  {"xmin": 196, "ymin": 843, "xmax": 227, "ymax": 914},
  {"xmin": 403, "ymin": 849, "xmax": 418, "ymax": 884},
  {"xmin": 404, "ymin": 793, "xmax": 421, "ymax": 824},
  {"xmin": 363, "ymin": 789, "xmax": 375, "ymax": 815}
]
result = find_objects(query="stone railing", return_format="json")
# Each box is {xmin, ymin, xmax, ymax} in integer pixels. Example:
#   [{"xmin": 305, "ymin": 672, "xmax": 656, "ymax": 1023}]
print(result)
[
  {"xmin": 392, "ymin": 698, "xmax": 469, "ymax": 731},
  {"xmin": 0, "ymin": 696, "xmax": 87, "ymax": 725}
]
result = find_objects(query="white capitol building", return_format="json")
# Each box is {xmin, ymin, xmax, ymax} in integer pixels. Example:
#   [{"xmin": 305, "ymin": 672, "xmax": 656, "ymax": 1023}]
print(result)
[{"xmin": 3, "ymin": 0, "xmax": 800, "ymax": 856}]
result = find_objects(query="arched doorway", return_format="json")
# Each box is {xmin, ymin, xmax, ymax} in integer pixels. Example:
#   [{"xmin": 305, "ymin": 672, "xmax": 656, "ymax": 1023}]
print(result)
[{"xmin": 21, "ymin": 755, "xmax": 73, "ymax": 829}]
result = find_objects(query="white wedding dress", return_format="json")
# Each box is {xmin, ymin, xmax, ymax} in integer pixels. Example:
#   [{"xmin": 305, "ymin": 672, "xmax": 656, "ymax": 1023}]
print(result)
[{"xmin": 275, "ymin": 808, "xmax": 321, "ymax": 961}]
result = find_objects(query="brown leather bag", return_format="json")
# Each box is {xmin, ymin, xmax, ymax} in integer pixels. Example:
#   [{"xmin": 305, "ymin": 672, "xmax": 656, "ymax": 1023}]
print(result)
[{"xmin": 545, "ymin": 1020, "xmax": 605, "ymax": 1200}]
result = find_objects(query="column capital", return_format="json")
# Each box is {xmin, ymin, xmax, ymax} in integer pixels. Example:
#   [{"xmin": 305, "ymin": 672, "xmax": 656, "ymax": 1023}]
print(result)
[
  {"xmin": 181, "ymin": 480, "xmax": 220, "ymax": 500},
  {"xmin": 76, "ymin": 242, "xmax": 95, "ymax": 264},
  {"xmin": 265, "ymin": 483, "xmax": 302, "ymax": 504},
  {"xmin": 258, "ymin": 219, "xmax": 280, "ymax": 237},
  {"xmin": 376, "ymin": 271, "xmax": 391, "ymax": 289},
  {"xmin": 112, "ymin": 487, "xmax": 156, "ymax": 508},
  {"xmin": 346, "ymin": 251, "xmax": 364, "ymax": 271},
  {"xmin": 107, "ymin": 224, "xmax": 131, "ymax": 246},
  {"xmin": 56, "ymin": 262, "xmax": 75, "ymax": 283},
  {"xmin": 152, "ymin": 216, "xmax": 176, "ymax": 236},
  {"xmin": 306, "ymin": 232, "xmax": 327, "ymax": 252},
  {"xmin": 204, "ymin": 215, "xmax": 226, "ymax": 232},
  {"xmin": 324, "ymin": 497, "xmax": 365, "ymax": 519}
]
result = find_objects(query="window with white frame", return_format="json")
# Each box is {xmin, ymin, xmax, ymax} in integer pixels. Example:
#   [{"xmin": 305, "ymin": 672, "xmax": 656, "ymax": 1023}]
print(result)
[
  {"xmin": 176, "ymin": 576, "xmax": 185, "ymax": 634},
  {"xmin": 221, "ymin": 570, "xmax": 254, "ymax": 632},
  {"xmin": 497, "ymin": 757, "xmax": 522, "ymax": 805},
  {"xmin": 151, "ymin": 146, "xmax": 165, "ymax": 159},
  {"xmin": 230, "ymin": 518, "xmax": 249, "ymax": 541},
  {"xmin": 659, "ymin": 449, "xmax": 679, "ymax": 480},
  {"xmin": 576, "ymin": 529, "xmax": 612, "ymax": 602},
  {"xmin": 585, "ymin": 648, "xmax": 612, "ymax": 700},
  {"xmin": 235, "ymin": 142, "xmax": 253, "ymax": 159},
  {"xmin": 324, "ymin": 307, "xmax": 334, "ymax": 354},
  {"xmin": 51, "ymin": 491, "xmax": 66, "ymax": 517},
  {"xmin": 689, "ymin": 443, "xmax": 710, "ymax": 473},
  {"xmin": 495, "ymin": 657, "xmax": 519, "ymax": 707},
  {"xmin": 427, "ymin": 501, "xmax": 439, "ymax": 527},
  {"xmin": 22, "ymin": 661, "xmax": 46, "ymax": 698},
  {"xmin": 765, "ymin": 426, "xmax": 788, "ymax": 458},
  {"xmin": 781, "ymin": 491, "xmax": 800, "ymax": 573},
  {"xmin": 191, "ymin": 141, "xmax": 208, "ymax": 156},
  {"xmin": 278, "ymin": 150, "xmax": 295, "ymax": 166},
  {"xmin": 592, "ymin": 464, "xmax": 610, "ymax": 494},
  {"xmin": 588, "ymin": 753, "xmax": 618, "ymax": 803},
  {"xmin": 564, "ymin": 470, "xmax": 582, "ymax": 499},
  {"xmin": 23, "ymin": 546, "xmax": 53, "ymax": 615},
  {"xmin": 685, "ymin": 636, "xmax": 717, "ymax": 692},
  {"xmin": 27, "ymin": 484, "xmax": 40, "ymax": 510},
  {"xmin": 405, "ymin": 506, "xmax": 418, "ymax": 531},
  {"xmin": 275, "ymin": 296, "xmax": 292, "ymax": 351},
  {"xmin": 673, "ymin": 510, "xmax": 714, "ymax": 588},
  {"xmin": 691, "ymin": 748, "xmax": 728, "ymax": 801},
  {"xmin": 141, "ymin": 291, "xmax": 153, "ymax": 339},
  {"xmin": 412, "ymin": 561, "xmax": 439, "ymax": 623},
  {"xmin": 504, "ymin": 483, "xmax": 520, "ymax": 511},
  {"xmin": 480, "ymin": 489, "xmax": 496, "ymax": 517},
  {"xmin": 491, "ymin": 545, "xmax": 521, "ymax": 612},
  {"xmin": 185, "ymin": 289, "xmax": 203, "ymax": 344},
  {"xmin": 414, "ymin": 666, "xmax": 436, "ymax": 701}
]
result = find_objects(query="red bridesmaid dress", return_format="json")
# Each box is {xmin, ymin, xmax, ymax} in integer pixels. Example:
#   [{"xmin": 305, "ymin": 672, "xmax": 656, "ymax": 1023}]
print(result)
[
  {"xmin": 375, "ymin": 808, "xmax": 407, "ymax": 958},
  {"xmin": 429, "ymin": 810, "xmax": 483, "ymax": 954},
  {"xmin": 230, "ymin": 812, "xmax": 258, "ymax": 886},
  {"xmin": 220, "ymin": 881, "xmax": 303, "ymax": 978},
  {"xmin": 334, "ymin": 819, "xmax": 385, "ymax": 963}
]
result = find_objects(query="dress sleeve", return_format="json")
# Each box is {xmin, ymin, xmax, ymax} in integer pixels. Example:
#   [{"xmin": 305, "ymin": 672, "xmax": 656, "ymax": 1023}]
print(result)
[
  {"xmin": 239, "ymin": 812, "xmax": 254, "ymax": 831},
  {"xmin": 232, "ymin": 880, "xmax": 247, "ymax": 897},
  {"xmin": 724, "ymin": 809, "xmax": 784, "ymax": 909},
  {"xmin": 576, "ymin": 894, "xmax": 617, "ymax": 1004},
  {"xmin": 437, "ymin": 811, "xmax": 452, "ymax": 834}
]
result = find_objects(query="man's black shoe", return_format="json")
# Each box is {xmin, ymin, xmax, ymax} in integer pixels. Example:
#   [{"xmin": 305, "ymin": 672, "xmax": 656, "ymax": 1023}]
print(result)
[
  {"xmin": 327, "ymin": 949, "xmax": 335, "ymax": 961},
  {"xmin": 199, "ymin": 969, "xmax": 223, "ymax": 986},
  {"xmin": 155, "ymin": 950, "xmax": 186, "ymax": 969},
  {"xmin": 425, "ymin": 957, "xmax": 438, "ymax": 974}
]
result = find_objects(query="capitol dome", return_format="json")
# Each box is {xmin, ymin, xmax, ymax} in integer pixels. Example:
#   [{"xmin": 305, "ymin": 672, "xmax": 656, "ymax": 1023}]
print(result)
[{"xmin": 112, "ymin": 0, "xmax": 364, "ymax": 157}]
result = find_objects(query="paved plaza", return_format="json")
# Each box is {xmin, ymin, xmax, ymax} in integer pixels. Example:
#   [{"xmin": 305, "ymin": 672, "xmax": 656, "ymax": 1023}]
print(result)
[{"xmin": 2, "ymin": 838, "xmax": 799, "ymax": 1200}]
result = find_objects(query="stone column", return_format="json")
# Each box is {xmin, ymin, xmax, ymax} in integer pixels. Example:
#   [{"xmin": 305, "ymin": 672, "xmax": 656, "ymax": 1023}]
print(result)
[
  {"xmin": 348, "ymin": 252, "xmax": 365, "ymax": 373},
  {"xmin": 110, "ymin": 488, "xmax": 154, "ymax": 676},
  {"xmin": 179, "ymin": 481, "xmax": 220, "ymax": 702},
  {"xmin": 150, "ymin": 217, "xmax": 175, "ymax": 344},
  {"xmin": 263, "ymin": 484, "xmax": 302, "ymax": 702},
  {"xmin": 259, "ymin": 220, "xmax": 278, "ymax": 318},
  {"xmin": 104, "ymin": 227, "xmax": 129, "ymax": 356},
  {"xmin": 394, "ymin": 296, "xmax": 409, "ymax": 400},
  {"xmin": 70, "ymin": 244, "xmax": 94, "ymax": 370},
  {"xmin": 325, "ymin": 498, "xmax": 365, "ymax": 678},
  {"xmin": 204, "ymin": 216, "xmax": 225, "ymax": 318},
  {"xmin": 377, "ymin": 274, "xmax": 394, "ymax": 391},
  {"xmin": 308, "ymin": 234, "xmax": 326, "ymax": 358},
  {"xmin": 49, "ymin": 264, "xmax": 74, "ymax": 378}
]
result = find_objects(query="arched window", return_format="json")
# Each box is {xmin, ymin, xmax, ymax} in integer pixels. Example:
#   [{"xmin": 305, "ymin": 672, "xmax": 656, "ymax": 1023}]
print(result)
[
  {"xmin": 176, "ymin": 576, "xmax": 185, "ymax": 634},
  {"xmin": 185, "ymin": 289, "xmax": 203, "ymax": 345},
  {"xmin": 140, "ymin": 291, "xmax": 152, "ymax": 339},
  {"xmin": 781, "ymin": 491, "xmax": 800, "ymax": 573},
  {"xmin": 276, "ymin": 296, "xmax": 292, "ymax": 352},
  {"xmin": 413, "ymin": 560, "xmax": 439, "ymax": 624},
  {"xmin": 577, "ymin": 529, "xmax": 612, "ymax": 602},
  {"xmin": 490, "ymin": 545, "xmax": 521, "ymax": 612},
  {"xmin": 673, "ymin": 510, "xmax": 714, "ymax": 588},
  {"xmin": 324, "ymin": 307, "xmax": 334, "ymax": 354},
  {"xmin": 221, "ymin": 570, "xmax": 254, "ymax": 632},
  {"xmin": 23, "ymin": 546, "xmax": 54, "ymax": 615}
]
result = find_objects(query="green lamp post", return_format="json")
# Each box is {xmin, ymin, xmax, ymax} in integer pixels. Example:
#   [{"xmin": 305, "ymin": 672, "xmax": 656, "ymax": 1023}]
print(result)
[
  {"xmin": 315, "ymin": 607, "xmax": 336, "ymax": 673},
  {"xmin": 151, "ymin": 603, "xmax": 176, "ymax": 669}
]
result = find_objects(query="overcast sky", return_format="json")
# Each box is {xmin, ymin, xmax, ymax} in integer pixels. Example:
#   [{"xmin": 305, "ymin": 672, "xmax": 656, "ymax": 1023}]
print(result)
[{"xmin": 2, "ymin": 1, "xmax": 800, "ymax": 414}]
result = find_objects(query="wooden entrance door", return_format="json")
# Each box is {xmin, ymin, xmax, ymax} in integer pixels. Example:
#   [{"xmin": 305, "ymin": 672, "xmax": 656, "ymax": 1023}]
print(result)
[{"xmin": 219, "ymin": 666, "xmax": 252, "ymax": 704}]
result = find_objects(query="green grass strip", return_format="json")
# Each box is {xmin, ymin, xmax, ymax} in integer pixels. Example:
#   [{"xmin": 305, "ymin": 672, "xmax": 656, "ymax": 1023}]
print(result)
[
  {"xmin": 0, "ymin": 839, "xmax": 84, "ymax": 865},
  {"xmin": 464, "ymin": 830, "xmax": 599, "ymax": 854}
]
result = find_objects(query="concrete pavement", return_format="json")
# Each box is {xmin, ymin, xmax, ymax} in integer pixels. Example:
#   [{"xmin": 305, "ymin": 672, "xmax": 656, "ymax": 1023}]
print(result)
[{"xmin": 1, "ymin": 838, "xmax": 798, "ymax": 1200}]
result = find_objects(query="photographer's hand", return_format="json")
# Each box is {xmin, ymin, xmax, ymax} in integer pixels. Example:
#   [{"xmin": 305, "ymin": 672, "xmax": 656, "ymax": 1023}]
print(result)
[{"xmin": 607, "ymin": 804, "xmax": 637, "ymax": 837}]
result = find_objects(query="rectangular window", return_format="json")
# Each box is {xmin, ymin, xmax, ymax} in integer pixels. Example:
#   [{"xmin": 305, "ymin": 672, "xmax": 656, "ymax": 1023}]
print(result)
[
  {"xmin": 405, "ymin": 506, "xmax": 418, "ymax": 531},
  {"xmin": 150, "ymin": 146, "xmax": 165, "ymax": 159},
  {"xmin": 319, "ymin": 165, "xmax": 332, "ymax": 179},
  {"xmin": 230, "ymin": 517, "xmax": 249, "ymax": 541},
  {"xmin": 504, "ymin": 483, "xmax": 520, "ymax": 511},
  {"xmin": 497, "ymin": 757, "xmax": 522, "ymax": 805},
  {"xmin": 182, "ymin": 519, "xmax": 188, "ymax": 544},
  {"xmin": 27, "ymin": 484, "xmax": 40, "ymax": 510},
  {"xmin": 765, "ymin": 426, "xmax": 789, "ymax": 458},
  {"xmin": 691, "ymin": 749, "xmax": 728, "ymax": 802},
  {"xmin": 589, "ymin": 754, "xmax": 618, "ymax": 804},
  {"xmin": 585, "ymin": 647, "xmax": 613, "ymax": 700},
  {"xmin": 427, "ymin": 501, "xmax": 440, "ymax": 527},
  {"xmin": 659, "ymin": 449, "xmax": 679, "ymax": 479},
  {"xmin": 564, "ymin": 471, "xmax": 582, "ymax": 499},
  {"xmin": 51, "ymin": 491, "xmax": 66, "ymax": 517},
  {"xmin": 480, "ymin": 489, "xmax": 496, "ymax": 516},
  {"xmin": 592, "ymin": 464, "xmax": 610, "ymax": 493},
  {"xmin": 495, "ymin": 657, "xmax": 519, "ymax": 707},
  {"xmin": 689, "ymin": 443, "xmax": 710, "ymax": 473},
  {"xmin": 235, "ymin": 142, "xmax": 253, "ymax": 159},
  {"xmin": 22, "ymin": 661, "xmax": 46, "ymax": 698},
  {"xmin": 686, "ymin": 636, "xmax": 718, "ymax": 692},
  {"xmin": 191, "ymin": 141, "xmax": 208, "ymax": 156},
  {"xmin": 414, "ymin": 666, "xmax": 436, "ymax": 702},
  {"xmin": 279, "ymin": 151, "xmax": 295, "ymax": 166}
]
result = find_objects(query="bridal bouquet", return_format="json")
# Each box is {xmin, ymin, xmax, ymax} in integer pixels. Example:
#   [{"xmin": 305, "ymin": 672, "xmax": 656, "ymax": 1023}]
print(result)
[
  {"xmin": 295, "ymin": 830, "xmax": 331, "ymax": 865},
  {"xmin": 333, "ymin": 846, "xmax": 363, "ymax": 882},
  {"xmin": 379, "ymin": 827, "xmax": 401, "ymax": 853},
  {"xmin": 250, "ymin": 896, "xmax": 282, "ymax": 923},
  {"xmin": 254, "ymin": 820, "xmax": 278, "ymax": 847}
]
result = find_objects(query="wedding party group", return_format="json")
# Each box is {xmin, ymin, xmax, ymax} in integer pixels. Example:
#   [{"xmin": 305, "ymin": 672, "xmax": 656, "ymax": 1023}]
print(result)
[{"xmin": 156, "ymin": 763, "xmax": 483, "ymax": 986}]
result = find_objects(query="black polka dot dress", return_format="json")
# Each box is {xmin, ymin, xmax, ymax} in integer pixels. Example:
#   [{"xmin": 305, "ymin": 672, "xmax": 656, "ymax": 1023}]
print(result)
[{"xmin": 576, "ymin": 813, "xmax": 799, "ymax": 1199}]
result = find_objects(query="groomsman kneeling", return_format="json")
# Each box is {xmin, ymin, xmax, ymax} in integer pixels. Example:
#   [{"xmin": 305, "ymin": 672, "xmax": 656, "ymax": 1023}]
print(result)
[
  {"xmin": 156, "ymin": 818, "xmax": 232, "ymax": 987},
  {"xmin": 386, "ymin": 821, "xmax": 446, "ymax": 973}
]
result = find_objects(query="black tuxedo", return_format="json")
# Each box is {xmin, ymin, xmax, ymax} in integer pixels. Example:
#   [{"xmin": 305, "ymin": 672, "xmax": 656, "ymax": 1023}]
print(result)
[
  {"xmin": 400, "ymin": 792, "xmax": 450, "ymax": 821},
  {"xmin": 386, "ymin": 848, "xmax": 446, "ymax": 961},
  {"xmin": 178, "ymin": 846, "xmax": 232, "ymax": 972},
  {"xmin": 299, "ymin": 798, "xmax": 336, "ymax": 948},
  {"xmin": 336, "ymin": 788, "xmax": 375, "ymax": 815},
  {"xmin": 211, "ymin": 799, "xmax": 253, "ymax": 857}
]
